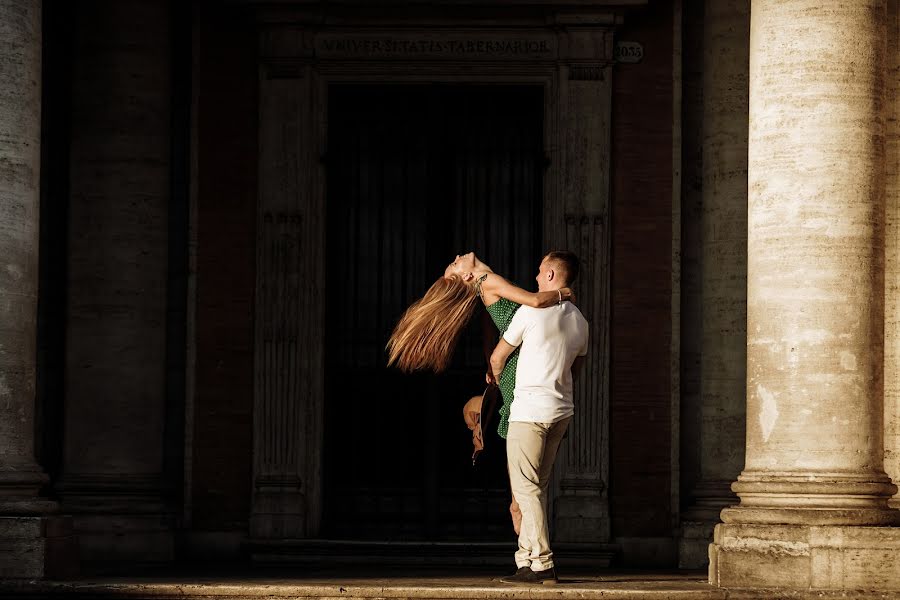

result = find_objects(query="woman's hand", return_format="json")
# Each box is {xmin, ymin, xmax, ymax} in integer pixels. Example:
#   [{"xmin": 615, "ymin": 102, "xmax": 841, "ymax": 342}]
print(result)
[
  {"xmin": 485, "ymin": 368, "xmax": 496, "ymax": 386},
  {"xmin": 463, "ymin": 395, "xmax": 485, "ymax": 456},
  {"xmin": 560, "ymin": 287, "xmax": 577, "ymax": 304},
  {"xmin": 463, "ymin": 394, "xmax": 484, "ymax": 431}
]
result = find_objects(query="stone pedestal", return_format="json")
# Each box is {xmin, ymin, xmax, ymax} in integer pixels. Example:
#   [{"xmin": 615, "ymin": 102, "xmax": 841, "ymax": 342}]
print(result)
[
  {"xmin": 711, "ymin": 523, "xmax": 900, "ymax": 590},
  {"xmin": 0, "ymin": 517, "xmax": 78, "ymax": 579},
  {"xmin": 711, "ymin": 0, "xmax": 900, "ymax": 591}
]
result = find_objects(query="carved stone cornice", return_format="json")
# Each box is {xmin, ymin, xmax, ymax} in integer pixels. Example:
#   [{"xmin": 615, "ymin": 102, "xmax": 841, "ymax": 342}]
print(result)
[{"xmin": 245, "ymin": 1, "xmax": 646, "ymax": 28}]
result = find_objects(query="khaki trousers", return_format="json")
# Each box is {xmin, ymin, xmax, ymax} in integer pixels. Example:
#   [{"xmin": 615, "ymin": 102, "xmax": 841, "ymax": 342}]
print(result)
[{"xmin": 506, "ymin": 416, "xmax": 571, "ymax": 571}]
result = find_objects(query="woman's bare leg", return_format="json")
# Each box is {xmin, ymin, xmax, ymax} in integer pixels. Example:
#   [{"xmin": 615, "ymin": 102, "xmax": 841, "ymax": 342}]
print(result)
[{"xmin": 510, "ymin": 490, "xmax": 522, "ymax": 535}]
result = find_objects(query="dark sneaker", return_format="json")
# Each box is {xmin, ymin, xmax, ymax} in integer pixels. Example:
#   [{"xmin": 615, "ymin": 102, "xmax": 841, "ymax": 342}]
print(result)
[
  {"xmin": 527, "ymin": 567, "xmax": 558, "ymax": 585},
  {"xmin": 500, "ymin": 566, "xmax": 558, "ymax": 585},
  {"xmin": 499, "ymin": 567, "xmax": 532, "ymax": 584}
]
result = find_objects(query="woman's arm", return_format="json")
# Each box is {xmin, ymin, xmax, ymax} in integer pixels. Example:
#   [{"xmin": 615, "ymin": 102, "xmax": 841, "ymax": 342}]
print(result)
[{"xmin": 482, "ymin": 273, "xmax": 574, "ymax": 308}]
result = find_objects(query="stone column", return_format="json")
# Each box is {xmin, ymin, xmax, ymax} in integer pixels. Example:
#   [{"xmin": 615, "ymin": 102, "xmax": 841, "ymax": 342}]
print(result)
[
  {"xmin": 549, "ymin": 23, "xmax": 613, "ymax": 549},
  {"xmin": 57, "ymin": 1, "xmax": 173, "ymax": 565},
  {"xmin": 0, "ymin": 0, "xmax": 76, "ymax": 578},
  {"xmin": 679, "ymin": 0, "xmax": 749, "ymax": 568},
  {"xmin": 710, "ymin": 0, "xmax": 900, "ymax": 591}
]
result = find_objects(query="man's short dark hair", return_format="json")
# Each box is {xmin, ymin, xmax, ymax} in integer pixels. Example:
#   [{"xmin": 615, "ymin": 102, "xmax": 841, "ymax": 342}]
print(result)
[{"xmin": 545, "ymin": 250, "xmax": 580, "ymax": 284}]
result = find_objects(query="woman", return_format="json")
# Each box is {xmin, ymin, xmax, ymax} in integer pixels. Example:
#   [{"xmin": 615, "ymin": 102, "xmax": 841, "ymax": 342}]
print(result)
[{"xmin": 387, "ymin": 252, "xmax": 573, "ymax": 533}]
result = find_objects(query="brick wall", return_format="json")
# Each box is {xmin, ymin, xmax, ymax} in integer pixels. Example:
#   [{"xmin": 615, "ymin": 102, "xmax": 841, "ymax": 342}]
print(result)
[
  {"xmin": 191, "ymin": 3, "xmax": 257, "ymax": 531},
  {"xmin": 610, "ymin": 2, "xmax": 676, "ymax": 539}
]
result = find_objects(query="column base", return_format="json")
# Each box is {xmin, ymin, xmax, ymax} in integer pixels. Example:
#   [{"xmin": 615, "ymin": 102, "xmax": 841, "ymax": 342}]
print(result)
[
  {"xmin": 710, "ymin": 522, "xmax": 900, "ymax": 590},
  {"xmin": 0, "ymin": 516, "xmax": 79, "ymax": 579}
]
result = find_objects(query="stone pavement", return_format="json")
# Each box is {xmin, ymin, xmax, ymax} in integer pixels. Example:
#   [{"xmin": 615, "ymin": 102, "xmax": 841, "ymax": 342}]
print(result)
[{"xmin": 0, "ymin": 567, "xmax": 898, "ymax": 600}]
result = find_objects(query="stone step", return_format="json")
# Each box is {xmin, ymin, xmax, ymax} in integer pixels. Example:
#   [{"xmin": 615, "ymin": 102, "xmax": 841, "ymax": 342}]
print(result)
[
  {"xmin": 0, "ymin": 572, "xmax": 720, "ymax": 600},
  {"xmin": 1, "ymin": 572, "xmax": 896, "ymax": 600}
]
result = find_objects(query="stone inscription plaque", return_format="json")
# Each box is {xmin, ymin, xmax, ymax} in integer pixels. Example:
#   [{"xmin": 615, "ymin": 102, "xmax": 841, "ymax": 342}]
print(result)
[{"xmin": 316, "ymin": 33, "xmax": 557, "ymax": 60}]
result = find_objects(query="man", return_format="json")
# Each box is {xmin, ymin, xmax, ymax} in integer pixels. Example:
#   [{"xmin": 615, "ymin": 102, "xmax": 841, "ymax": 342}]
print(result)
[{"xmin": 489, "ymin": 251, "xmax": 588, "ymax": 585}]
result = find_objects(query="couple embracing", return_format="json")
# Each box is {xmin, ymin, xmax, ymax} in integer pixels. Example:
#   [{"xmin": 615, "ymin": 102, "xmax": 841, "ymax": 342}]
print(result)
[{"xmin": 388, "ymin": 251, "xmax": 589, "ymax": 585}]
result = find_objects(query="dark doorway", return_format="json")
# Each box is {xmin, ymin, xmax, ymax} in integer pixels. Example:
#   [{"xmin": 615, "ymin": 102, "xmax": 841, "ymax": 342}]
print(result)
[{"xmin": 324, "ymin": 85, "xmax": 544, "ymax": 541}]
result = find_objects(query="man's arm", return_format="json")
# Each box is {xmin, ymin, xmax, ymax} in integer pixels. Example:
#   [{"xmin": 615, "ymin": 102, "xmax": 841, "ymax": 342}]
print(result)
[{"xmin": 490, "ymin": 338, "xmax": 518, "ymax": 384}]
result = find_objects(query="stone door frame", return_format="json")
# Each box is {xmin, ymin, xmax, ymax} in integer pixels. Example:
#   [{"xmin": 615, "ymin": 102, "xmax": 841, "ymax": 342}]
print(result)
[{"xmin": 251, "ymin": 15, "xmax": 616, "ymax": 547}]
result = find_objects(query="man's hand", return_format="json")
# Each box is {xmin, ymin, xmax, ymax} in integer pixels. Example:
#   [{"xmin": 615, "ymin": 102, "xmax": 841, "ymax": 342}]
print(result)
[
  {"xmin": 490, "ymin": 338, "xmax": 517, "ymax": 384},
  {"xmin": 485, "ymin": 368, "xmax": 496, "ymax": 386}
]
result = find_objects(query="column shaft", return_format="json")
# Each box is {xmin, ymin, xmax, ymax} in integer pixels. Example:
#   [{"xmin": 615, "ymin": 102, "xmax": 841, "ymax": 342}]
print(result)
[
  {"xmin": 0, "ymin": 0, "xmax": 54, "ymax": 513},
  {"xmin": 726, "ymin": 0, "xmax": 896, "ymax": 525},
  {"xmin": 0, "ymin": 0, "xmax": 77, "ymax": 579}
]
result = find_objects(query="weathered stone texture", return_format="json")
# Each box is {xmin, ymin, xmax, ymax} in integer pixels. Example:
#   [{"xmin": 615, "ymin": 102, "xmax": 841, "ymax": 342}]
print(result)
[
  {"xmin": 0, "ymin": 516, "xmax": 77, "ymax": 579},
  {"xmin": 712, "ymin": 523, "xmax": 900, "ymax": 590},
  {"xmin": 740, "ymin": 0, "xmax": 891, "ymax": 499},
  {"xmin": 0, "ymin": 1, "xmax": 78, "ymax": 579},
  {"xmin": 0, "ymin": 0, "xmax": 42, "ymax": 478}
]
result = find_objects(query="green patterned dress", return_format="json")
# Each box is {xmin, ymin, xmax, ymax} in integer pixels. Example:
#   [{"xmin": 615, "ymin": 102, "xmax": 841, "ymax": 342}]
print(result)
[{"xmin": 475, "ymin": 274, "xmax": 521, "ymax": 439}]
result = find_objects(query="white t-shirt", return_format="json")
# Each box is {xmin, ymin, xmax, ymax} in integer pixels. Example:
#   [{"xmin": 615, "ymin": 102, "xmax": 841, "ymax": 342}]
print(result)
[{"xmin": 503, "ymin": 302, "xmax": 589, "ymax": 424}]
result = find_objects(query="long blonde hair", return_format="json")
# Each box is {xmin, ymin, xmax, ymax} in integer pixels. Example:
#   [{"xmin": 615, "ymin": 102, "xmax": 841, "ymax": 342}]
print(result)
[{"xmin": 386, "ymin": 275, "xmax": 479, "ymax": 373}]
